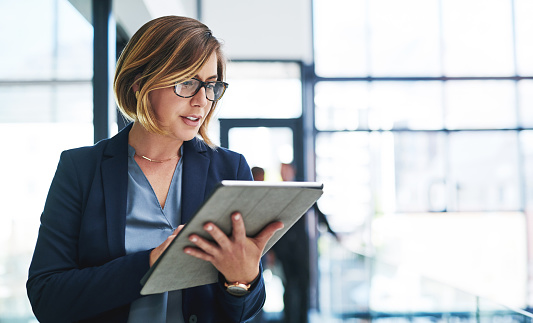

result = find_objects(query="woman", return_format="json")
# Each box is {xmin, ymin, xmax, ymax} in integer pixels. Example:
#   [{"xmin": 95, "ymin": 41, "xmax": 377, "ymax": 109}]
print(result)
[{"xmin": 27, "ymin": 16, "xmax": 283, "ymax": 323}]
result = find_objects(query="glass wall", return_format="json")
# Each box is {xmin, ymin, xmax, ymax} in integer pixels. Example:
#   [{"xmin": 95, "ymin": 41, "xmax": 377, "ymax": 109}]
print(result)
[
  {"xmin": 212, "ymin": 61, "xmax": 302, "ymax": 177},
  {"xmin": 217, "ymin": 61, "xmax": 304, "ymax": 321},
  {"xmin": 313, "ymin": 0, "xmax": 533, "ymax": 312},
  {"xmin": 0, "ymin": 0, "xmax": 93, "ymax": 321},
  {"xmin": 218, "ymin": 62, "xmax": 302, "ymax": 120}
]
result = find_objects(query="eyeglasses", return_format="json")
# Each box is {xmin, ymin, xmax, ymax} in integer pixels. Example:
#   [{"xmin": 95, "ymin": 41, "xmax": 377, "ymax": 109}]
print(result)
[{"xmin": 174, "ymin": 78, "xmax": 229, "ymax": 102}]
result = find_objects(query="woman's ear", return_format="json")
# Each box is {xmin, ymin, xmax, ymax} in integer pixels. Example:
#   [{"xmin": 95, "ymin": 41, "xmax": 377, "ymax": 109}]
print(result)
[{"xmin": 132, "ymin": 74, "xmax": 142, "ymax": 92}]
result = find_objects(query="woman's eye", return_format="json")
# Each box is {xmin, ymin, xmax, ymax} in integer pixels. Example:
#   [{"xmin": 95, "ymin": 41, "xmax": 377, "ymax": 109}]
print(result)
[{"xmin": 181, "ymin": 81, "xmax": 194, "ymax": 87}]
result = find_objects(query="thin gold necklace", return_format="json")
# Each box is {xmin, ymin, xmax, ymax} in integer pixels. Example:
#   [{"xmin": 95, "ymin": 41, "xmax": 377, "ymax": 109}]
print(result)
[{"xmin": 135, "ymin": 153, "xmax": 180, "ymax": 163}]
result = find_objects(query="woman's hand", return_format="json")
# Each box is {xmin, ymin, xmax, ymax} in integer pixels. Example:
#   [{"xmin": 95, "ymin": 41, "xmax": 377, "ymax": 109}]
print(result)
[
  {"xmin": 150, "ymin": 225, "xmax": 185, "ymax": 267},
  {"xmin": 184, "ymin": 212, "xmax": 284, "ymax": 284}
]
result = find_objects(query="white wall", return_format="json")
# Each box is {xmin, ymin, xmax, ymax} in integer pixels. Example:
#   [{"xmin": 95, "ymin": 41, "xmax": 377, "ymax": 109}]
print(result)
[
  {"xmin": 201, "ymin": 0, "xmax": 313, "ymax": 63},
  {"xmin": 69, "ymin": 0, "xmax": 313, "ymax": 62}
]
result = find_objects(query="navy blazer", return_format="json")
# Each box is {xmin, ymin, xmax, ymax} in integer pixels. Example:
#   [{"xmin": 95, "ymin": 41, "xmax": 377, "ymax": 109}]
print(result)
[{"xmin": 27, "ymin": 124, "xmax": 265, "ymax": 323}]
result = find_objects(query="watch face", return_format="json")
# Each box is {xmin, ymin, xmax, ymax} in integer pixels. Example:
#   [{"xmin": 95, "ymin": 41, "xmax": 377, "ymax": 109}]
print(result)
[{"xmin": 226, "ymin": 285, "xmax": 249, "ymax": 296}]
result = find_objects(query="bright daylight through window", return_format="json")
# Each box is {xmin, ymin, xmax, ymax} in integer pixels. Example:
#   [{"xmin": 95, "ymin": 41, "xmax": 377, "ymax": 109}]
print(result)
[{"xmin": 313, "ymin": 0, "xmax": 533, "ymax": 315}]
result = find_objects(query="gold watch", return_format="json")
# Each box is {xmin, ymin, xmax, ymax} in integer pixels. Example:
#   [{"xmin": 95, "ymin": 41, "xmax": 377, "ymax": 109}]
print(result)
[{"xmin": 224, "ymin": 281, "xmax": 251, "ymax": 296}]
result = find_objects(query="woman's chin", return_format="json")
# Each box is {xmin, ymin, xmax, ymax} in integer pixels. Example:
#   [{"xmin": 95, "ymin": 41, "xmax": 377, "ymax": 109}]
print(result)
[{"xmin": 167, "ymin": 129, "xmax": 199, "ymax": 142}]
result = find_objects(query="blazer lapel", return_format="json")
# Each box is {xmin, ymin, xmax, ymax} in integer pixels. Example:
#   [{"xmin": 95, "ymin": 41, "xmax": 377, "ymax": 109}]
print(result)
[
  {"xmin": 181, "ymin": 138, "xmax": 210, "ymax": 223},
  {"xmin": 99, "ymin": 129, "xmax": 209, "ymax": 256},
  {"xmin": 101, "ymin": 124, "xmax": 131, "ymax": 257}
]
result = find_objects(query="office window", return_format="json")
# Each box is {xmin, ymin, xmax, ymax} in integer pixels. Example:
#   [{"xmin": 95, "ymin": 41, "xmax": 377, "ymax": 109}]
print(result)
[
  {"xmin": 368, "ymin": 82, "xmax": 443, "ymax": 130},
  {"xmin": 218, "ymin": 62, "xmax": 302, "ymax": 119},
  {"xmin": 314, "ymin": 82, "xmax": 368, "ymax": 131},
  {"xmin": 521, "ymin": 131, "xmax": 533, "ymax": 210},
  {"xmin": 515, "ymin": 0, "xmax": 533, "ymax": 75},
  {"xmin": 394, "ymin": 132, "xmax": 447, "ymax": 212},
  {"xmin": 315, "ymin": 81, "xmax": 443, "ymax": 131},
  {"xmin": 448, "ymin": 131, "xmax": 521, "ymax": 211},
  {"xmin": 444, "ymin": 81, "xmax": 516, "ymax": 129},
  {"xmin": 441, "ymin": 0, "xmax": 514, "ymax": 76},
  {"xmin": 313, "ymin": 0, "xmax": 532, "ymax": 225},
  {"xmin": 316, "ymin": 132, "xmax": 372, "ymax": 232},
  {"xmin": 519, "ymin": 80, "xmax": 533, "ymax": 128},
  {"xmin": 313, "ymin": 0, "xmax": 367, "ymax": 77},
  {"xmin": 313, "ymin": 0, "xmax": 533, "ymax": 311},
  {"xmin": 368, "ymin": 0, "xmax": 441, "ymax": 76},
  {"xmin": 0, "ymin": 0, "xmax": 93, "ymax": 320}
]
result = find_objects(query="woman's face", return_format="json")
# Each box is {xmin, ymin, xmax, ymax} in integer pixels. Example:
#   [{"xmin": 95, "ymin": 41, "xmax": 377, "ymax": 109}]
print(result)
[{"xmin": 149, "ymin": 52, "xmax": 218, "ymax": 142}]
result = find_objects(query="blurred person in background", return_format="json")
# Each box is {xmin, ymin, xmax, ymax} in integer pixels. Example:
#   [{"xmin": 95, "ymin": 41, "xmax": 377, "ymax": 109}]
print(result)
[
  {"xmin": 252, "ymin": 166, "xmax": 265, "ymax": 182},
  {"xmin": 274, "ymin": 163, "xmax": 336, "ymax": 323},
  {"xmin": 272, "ymin": 163, "xmax": 309, "ymax": 323}
]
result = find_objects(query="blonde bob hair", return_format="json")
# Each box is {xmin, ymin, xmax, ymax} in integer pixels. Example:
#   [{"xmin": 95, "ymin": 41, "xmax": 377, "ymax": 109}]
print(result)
[{"xmin": 114, "ymin": 16, "xmax": 225, "ymax": 147}]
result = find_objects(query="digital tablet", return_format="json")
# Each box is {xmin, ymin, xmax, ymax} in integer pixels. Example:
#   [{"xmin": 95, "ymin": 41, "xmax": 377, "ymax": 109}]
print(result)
[{"xmin": 140, "ymin": 180, "xmax": 323, "ymax": 295}]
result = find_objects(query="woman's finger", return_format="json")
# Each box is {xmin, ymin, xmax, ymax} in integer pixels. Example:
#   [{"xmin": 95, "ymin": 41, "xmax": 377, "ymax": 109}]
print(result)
[
  {"xmin": 202, "ymin": 222, "xmax": 232, "ymax": 250},
  {"xmin": 173, "ymin": 224, "xmax": 185, "ymax": 236},
  {"xmin": 230, "ymin": 212, "xmax": 246, "ymax": 243},
  {"xmin": 150, "ymin": 233, "xmax": 178, "ymax": 267},
  {"xmin": 253, "ymin": 221, "xmax": 284, "ymax": 249},
  {"xmin": 188, "ymin": 234, "xmax": 220, "ymax": 257},
  {"xmin": 184, "ymin": 246, "xmax": 215, "ymax": 263}
]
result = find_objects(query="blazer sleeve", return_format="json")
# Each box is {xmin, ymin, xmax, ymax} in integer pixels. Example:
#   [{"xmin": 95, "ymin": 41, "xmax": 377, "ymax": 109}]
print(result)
[{"xmin": 26, "ymin": 151, "xmax": 148, "ymax": 323}]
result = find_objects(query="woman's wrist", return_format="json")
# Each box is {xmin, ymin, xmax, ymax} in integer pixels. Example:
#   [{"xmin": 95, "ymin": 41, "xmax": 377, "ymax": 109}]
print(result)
[
  {"xmin": 223, "ymin": 268, "xmax": 260, "ymax": 286},
  {"xmin": 224, "ymin": 271, "xmax": 260, "ymax": 286},
  {"xmin": 223, "ymin": 271, "xmax": 261, "ymax": 296}
]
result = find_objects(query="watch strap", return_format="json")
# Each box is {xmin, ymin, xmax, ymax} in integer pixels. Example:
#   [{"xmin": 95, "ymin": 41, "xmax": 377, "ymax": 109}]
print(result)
[{"xmin": 223, "ymin": 272, "xmax": 260, "ymax": 296}]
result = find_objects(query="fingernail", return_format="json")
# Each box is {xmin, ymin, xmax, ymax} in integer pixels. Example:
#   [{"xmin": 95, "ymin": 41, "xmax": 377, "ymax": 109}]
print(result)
[
  {"xmin": 205, "ymin": 224, "xmax": 213, "ymax": 231},
  {"xmin": 233, "ymin": 213, "xmax": 241, "ymax": 221},
  {"xmin": 190, "ymin": 236, "xmax": 197, "ymax": 242},
  {"xmin": 185, "ymin": 249, "xmax": 191, "ymax": 254}
]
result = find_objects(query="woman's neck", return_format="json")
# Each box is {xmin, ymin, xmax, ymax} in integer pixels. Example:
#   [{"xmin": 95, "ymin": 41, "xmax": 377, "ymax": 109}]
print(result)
[{"xmin": 128, "ymin": 122, "xmax": 183, "ymax": 160}]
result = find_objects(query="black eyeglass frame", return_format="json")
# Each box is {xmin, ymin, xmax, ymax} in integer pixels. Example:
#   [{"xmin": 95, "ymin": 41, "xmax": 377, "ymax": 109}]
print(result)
[{"xmin": 173, "ymin": 78, "xmax": 229, "ymax": 102}]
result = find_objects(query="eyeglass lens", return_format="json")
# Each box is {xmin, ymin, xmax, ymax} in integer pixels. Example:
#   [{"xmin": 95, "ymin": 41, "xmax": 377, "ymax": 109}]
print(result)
[{"xmin": 174, "ymin": 79, "xmax": 227, "ymax": 101}]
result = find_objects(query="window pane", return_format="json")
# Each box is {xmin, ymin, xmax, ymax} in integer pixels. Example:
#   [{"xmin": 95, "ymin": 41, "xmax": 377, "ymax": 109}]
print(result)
[
  {"xmin": 315, "ymin": 82, "xmax": 368, "ymax": 131},
  {"xmin": 0, "ymin": 85, "xmax": 53, "ymax": 122},
  {"xmin": 316, "ymin": 132, "xmax": 372, "ymax": 232},
  {"xmin": 515, "ymin": 0, "xmax": 533, "ymax": 75},
  {"xmin": 313, "ymin": 0, "xmax": 367, "ymax": 77},
  {"xmin": 449, "ymin": 131, "xmax": 520, "ymax": 211},
  {"xmin": 315, "ymin": 81, "xmax": 443, "ymax": 131},
  {"xmin": 228, "ymin": 127, "xmax": 294, "ymax": 180},
  {"xmin": 369, "ymin": 81, "xmax": 443, "ymax": 130},
  {"xmin": 0, "ymin": 0, "xmax": 93, "ymax": 80},
  {"xmin": 369, "ymin": 0, "xmax": 441, "ymax": 76},
  {"xmin": 445, "ymin": 81, "xmax": 516, "ymax": 129},
  {"xmin": 395, "ymin": 132, "xmax": 447, "ymax": 212},
  {"xmin": 0, "ymin": 123, "xmax": 92, "ymax": 318},
  {"xmin": 219, "ymin": 62, "xmax": 301, "ymax": 118},
  {"xmin": 441, "ymin": 0, "xmax": 514, "ymax": 76},
  {"xmin": 0, "ymin": 0, "xmax": 55, "ymax": 79},
  {"xmin": 521, "ymin": 131, "xmax": 533, "ymax": 211},
  {"xmin": 518, "ymin": 80, "xmax": 533, "ymax": 128},
  {"xmin": 0, "ymin": 83, "xmax": 92, "ymax": 123},
  {"xmin": 56, "ymin": 0, "xmax": 93, "ymax": 79},
  {"xmin": 0, "ymin": 0, "xmax": 93, "ymax": 320}
]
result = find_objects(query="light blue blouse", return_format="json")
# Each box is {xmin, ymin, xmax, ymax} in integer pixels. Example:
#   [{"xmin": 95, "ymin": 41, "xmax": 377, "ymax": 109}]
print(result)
[{"xmin": 125, "ymin": 145, "xmax": 185, "ymax": 323}]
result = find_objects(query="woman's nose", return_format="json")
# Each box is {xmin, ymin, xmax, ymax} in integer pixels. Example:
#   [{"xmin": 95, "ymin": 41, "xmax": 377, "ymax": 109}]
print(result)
[{"xmin": 191, "ymin": 86, "xmax": 208, "ymax": 107}]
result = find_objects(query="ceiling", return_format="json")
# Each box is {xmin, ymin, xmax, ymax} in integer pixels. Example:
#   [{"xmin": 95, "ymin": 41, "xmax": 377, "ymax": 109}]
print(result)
[{"xmin": 69, "ymin": 0, "xmax": 313, "ymax": 62}]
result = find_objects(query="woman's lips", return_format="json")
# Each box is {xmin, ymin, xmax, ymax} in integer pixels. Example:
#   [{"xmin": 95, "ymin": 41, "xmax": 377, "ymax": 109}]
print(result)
[{"xmin": 181, "ymin": 115, "xmax": 201, "ymax": 127}]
